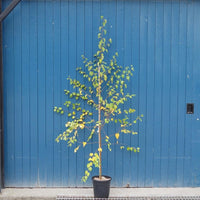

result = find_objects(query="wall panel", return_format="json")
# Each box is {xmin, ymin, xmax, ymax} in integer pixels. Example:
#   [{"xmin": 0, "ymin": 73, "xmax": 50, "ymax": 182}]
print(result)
[{"xmin": 3, "ymin": 0, "xmax": 200, "ymax": 187}]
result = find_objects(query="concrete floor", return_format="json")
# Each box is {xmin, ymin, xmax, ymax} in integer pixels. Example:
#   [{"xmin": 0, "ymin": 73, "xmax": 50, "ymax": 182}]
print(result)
[{"xmin": 0, "ymin": 188, "xmax": 200, "ymax": 200}]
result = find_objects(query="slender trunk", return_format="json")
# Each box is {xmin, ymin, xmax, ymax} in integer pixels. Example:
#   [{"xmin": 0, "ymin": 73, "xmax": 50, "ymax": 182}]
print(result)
[{"xmin": 98, "ymin": 63, "xmax": 102, "ymax": 179}]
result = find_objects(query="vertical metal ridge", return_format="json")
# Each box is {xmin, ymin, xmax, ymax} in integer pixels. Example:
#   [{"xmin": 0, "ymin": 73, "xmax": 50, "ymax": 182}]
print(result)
[
  {"xmin": 144, "ymin": 0, "xmax": 149, "ymax": 187},
  {"xmin": 188, "ymin": 0, "xmax": 194, "ymax": 186},
  {"xmin": 59, "ymin": 0, "xmax": 62, "ymax": 186},
  {"xmin": 28, "ymin": 0, "xmax": 31, "ymax": 185},
  {"xmin": 137, "ymin": 0, "xmax": 141, "ymax": 187},
  {"xmin": 183, "ymin": 0, "xmax": 188, "ymax": 186},
  {"xmin": 52, "ymin": 0, "xmax": 55, "ymax": 186},
  {"xmin": 67, "ymin": 0, "xmax": 69, "ymax": 186},
  {"xmin": 190, "ymin": 0, "xmax": 195, "ymax": 187},
  {"xmin": 114, "ymin": 0, "xmax": 117, "ymax": 186},
  {"xmin": 75, "ymin": 0, "xmax": 77, "ymax": 186},
  {"xmin": 152, "ymin": 0, "xmax": 156, "ymax": 187},
  {"xmin": 176, "ymin": 0, "xmax": 181, "ymax": 184},
  {"xmin": 160, "ymin": 0, "xmax": 164, "ymax": 185},
  {"xmin": 167, "ymin": 0, "xmax": 172, "ymax": 187},
  {"xmin": 44, "ymin": 0, "xmax": 47, "ymax": 148},
  {"xmin": 83, "ymin": 0, "xmax": 85, "ymax": 187},
  {"xmin": 160, "ymin": 0, "xmax": 165, "ymax": 186},
  {"xmin": 36, "ymin": 0, "xmax": 39, "ymax": 187},
  {"xmin": 0, "ymin": 0, "xmax": 3, "ymax": 191},
  {"xmin": 122, "ymin": 0, "xmax": 125, "ymax": 186}
]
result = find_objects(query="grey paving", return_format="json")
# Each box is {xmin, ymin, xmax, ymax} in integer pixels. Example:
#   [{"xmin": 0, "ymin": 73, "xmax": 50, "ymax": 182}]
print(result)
[{"xmin": 1, "ymin": 188, "xmax": 200, "ymax": 200}]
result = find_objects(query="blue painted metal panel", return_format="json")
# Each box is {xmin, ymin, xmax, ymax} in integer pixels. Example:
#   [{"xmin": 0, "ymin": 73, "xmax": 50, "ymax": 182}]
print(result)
[
  {"xmin": 53, "ymin": 0, "xmax": 62, "ymax": 186},
  {"xmin": 176, "ymin": 0, "xmax": 187, "ymax": 186},
  {"xmin": 153, "ymin": 0, "xmax": 163, "ymax": 186},
  {"xmin": 145, "ymin": 0, "xmax": 155, "ymax": 187},
  {"xmin": 106, "ymin": 0, "xmax": 116, "ymax": 187},
  {"xmin": 184, "ymin": 0, "xmax": 194, "ymax": 186},
  {"xmin": 37, "ymin": 0, "xmax": 47, "ymax": 186},
  {"xmin": 3, "ymin": 0, "xmax": 15, "ymax": 186},
  {"xmin": 13, "ymin": 2, "xmax": 22, "ymax": 186},
  {"xmin": 138, "ymin": 0, "xmax": 147, "ymax": 187},
  {"xmin": 192, "ymin": 0, "xmax": 200, "ymax": 186},
  {"xmin": 130, "ymin": 0, "xmax": 140, "ymax": 187},
  {"xmin": 29, "ymin": 0, "xmax": 38, "ymax": 185},
  {"xmin": 115, "ymin": 0, "xmax": 124, "ymax": 187},
  {"xmin": 68, "ymin": 0, "xmax": 77, "ymax": 187},
  {"xmin": 76, "ymin": 0, "xmax": 84, "ymax": 186},
  {"xmin": 90, "ymin": 0, "xmax": 100, "ymax": 186},
  {"xmin": 160, "ymin": 0, "xmax": 171, "ymax": 187},
  {"xmin": 60, "ymin": 0, "xmax": 69, "ymax": 186},
  {"xmin": 2, "ymin": 0, "xmax": 200, "ymax": 187}
]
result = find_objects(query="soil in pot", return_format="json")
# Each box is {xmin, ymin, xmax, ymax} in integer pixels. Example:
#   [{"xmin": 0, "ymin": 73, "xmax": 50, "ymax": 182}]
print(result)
[{"xmin": 92, "ymin": 175, "xmax": 112, "ymax": 198}]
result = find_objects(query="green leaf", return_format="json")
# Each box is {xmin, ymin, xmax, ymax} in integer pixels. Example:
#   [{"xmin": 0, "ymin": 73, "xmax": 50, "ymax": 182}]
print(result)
[
  {"xmin": 104, "ymin": 74, "xmax": 107, "ymax": 81},
  {"xmin": 105, "ymin": 118, "xmax": 109, "ymax": 124},
  {"xmin": 124, "ymin": 110, "xmax": 128, "ymax": 114},
  {"xmin": 89, "ymin": 71, "xmax": 93, "ymax": 76}
]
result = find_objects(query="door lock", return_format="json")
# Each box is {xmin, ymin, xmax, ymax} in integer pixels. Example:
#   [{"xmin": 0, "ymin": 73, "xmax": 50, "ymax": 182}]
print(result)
[{"xmin": 187, "ymin": 103, "xmax": 194, "ymax": 114}]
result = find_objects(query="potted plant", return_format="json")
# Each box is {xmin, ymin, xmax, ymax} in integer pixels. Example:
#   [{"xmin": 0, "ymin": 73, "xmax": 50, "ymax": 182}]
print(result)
[{"xmin": 54, "ymin": 16, "xmax": 143, "ymax": 198}]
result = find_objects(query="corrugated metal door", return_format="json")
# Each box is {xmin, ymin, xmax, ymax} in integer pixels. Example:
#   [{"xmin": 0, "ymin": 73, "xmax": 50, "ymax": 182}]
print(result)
[{"xmin": 3, "ymin": 0, "xmax": 200, "ymax": 187}]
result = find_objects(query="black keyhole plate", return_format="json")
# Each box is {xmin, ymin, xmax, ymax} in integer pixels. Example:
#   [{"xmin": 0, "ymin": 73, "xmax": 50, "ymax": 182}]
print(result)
[{"xmin": 187, "ymin": 103, "xmax": 194, "ymax": 114}]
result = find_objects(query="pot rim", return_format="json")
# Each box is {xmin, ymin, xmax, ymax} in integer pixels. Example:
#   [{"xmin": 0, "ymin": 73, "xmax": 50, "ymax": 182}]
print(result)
[{"xmin": 92, "ymin": 175, "xmax": 112, "ymax": 181}]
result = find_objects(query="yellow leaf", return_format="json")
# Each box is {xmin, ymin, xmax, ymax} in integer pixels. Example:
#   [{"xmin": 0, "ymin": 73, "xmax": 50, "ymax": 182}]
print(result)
[
  {"xmin": 74, "ymin": 146, "xmax": 80, "ymax": 153},
  {"xmin": 98, "ymin": 148, "xmax": 102, "ymax": 152},
  {"xmin": 115, "ymin": 133, "xmax": 120, "ymax": 140},
  {"xmin": 89, "ymin": 153, "xmax": 93, "ymax": 157},
  {"xmin": 83, "ymin": 142, "xmax": 87, "ymax": 147},
  {"xmin": 106, "ymin": 136, "xmax": 109, "ymax": 139},
  {"xmin": 79, "ymin": 124, "xmax": 85, "ymax": 129}
]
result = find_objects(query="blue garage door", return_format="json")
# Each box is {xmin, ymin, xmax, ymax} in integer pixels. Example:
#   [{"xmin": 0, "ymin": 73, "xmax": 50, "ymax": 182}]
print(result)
[{"xmin": 3, "ymin": 0, "xmax": 200, "ymax": 187}]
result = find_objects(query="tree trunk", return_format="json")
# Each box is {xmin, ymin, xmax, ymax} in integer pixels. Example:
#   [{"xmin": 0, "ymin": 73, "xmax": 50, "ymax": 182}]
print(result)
[{"xmin": 98, "ymin": 63, "xmax": 102, "ymax": 179}]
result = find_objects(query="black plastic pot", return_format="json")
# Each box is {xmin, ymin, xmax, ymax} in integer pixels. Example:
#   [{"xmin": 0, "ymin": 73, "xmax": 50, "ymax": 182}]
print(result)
[{"xmin": 92, "ymin": 175, "xmax": 112, "ymax": 198}]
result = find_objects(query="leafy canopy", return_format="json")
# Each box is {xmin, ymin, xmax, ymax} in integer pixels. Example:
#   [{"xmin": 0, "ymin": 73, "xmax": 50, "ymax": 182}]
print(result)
[{"xmin": 54, "ymin": 16, "xmax": 143, "ymax": 182}]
